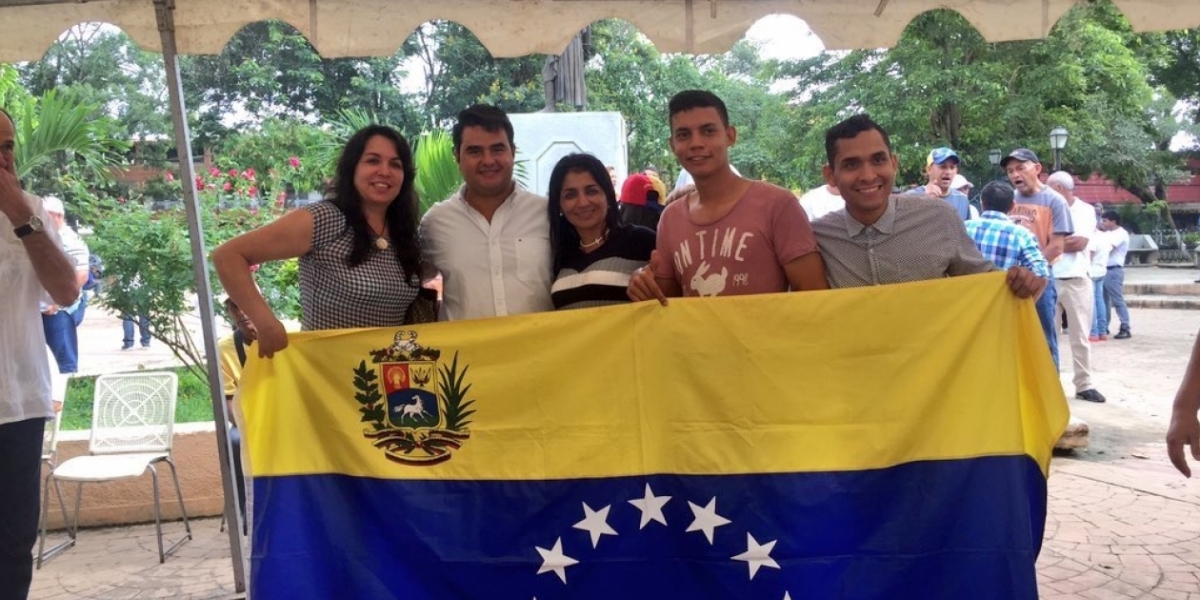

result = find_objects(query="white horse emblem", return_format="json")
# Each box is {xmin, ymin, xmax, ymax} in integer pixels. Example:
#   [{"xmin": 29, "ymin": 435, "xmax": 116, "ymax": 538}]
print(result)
[{"xmin": 395, "ymin": 394, "xmax": 432, "ymax": 422}]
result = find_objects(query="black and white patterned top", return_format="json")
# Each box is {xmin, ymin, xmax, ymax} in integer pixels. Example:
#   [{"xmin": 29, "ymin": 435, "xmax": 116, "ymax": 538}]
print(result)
[
  {"xmin": 298, "ymin": 201, "xmax": 419, "ymax": 330},
  {"xmin": 551, "ymin": 225, "xmax": 656, "ymax": 310}
]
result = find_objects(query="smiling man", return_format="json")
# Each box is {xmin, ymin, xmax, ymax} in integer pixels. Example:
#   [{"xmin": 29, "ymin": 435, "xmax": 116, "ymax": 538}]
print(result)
[
  {"xmin": 627, "ymin": 90, "xmax": 827, "ymax": 303},
  {"xmin": 810, "ymin": 114, "xmax": 1044, "ymax": 299},
  {"xmin": 419, "ymin": 104, "xmax": 553, "ymax": 320}
]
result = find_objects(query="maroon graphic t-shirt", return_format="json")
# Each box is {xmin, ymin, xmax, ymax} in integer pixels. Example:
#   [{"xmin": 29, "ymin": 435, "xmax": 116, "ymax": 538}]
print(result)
[{"xmin": 653, "ymin": 181, "xmax": 818, "ymax": 296}]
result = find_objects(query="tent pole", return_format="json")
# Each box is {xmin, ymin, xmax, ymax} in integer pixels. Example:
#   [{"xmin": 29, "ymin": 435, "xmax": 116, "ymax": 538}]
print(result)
[{"xmin": 152, "ymin": 0, "xmax": 247, "ymax": 594}]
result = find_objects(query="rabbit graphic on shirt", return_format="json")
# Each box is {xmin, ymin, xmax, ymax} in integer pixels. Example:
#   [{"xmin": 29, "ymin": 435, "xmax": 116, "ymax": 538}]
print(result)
[{"xmin": 690, "ymin": 261, "xmax": 728, "ymax": 296}]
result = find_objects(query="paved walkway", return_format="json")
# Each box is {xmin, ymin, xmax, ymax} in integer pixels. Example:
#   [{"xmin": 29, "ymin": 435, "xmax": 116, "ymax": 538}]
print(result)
[{"xmin": 28, "ymin": 271, "xmax": 1200, "ymax": 598}]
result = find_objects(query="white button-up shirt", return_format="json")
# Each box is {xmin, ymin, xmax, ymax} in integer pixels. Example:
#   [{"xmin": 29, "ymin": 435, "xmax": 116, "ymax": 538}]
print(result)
[
  {"xmin": 419, "ymin": 185, "xmax": 553, "ymax": 321},
  {"xmin": 1052, "ymin": 198, "xmax": 1097, "ymax": 279},
  {"xmin": 1, "ymin": 192, "xmax": 59, "ymax": 425}
]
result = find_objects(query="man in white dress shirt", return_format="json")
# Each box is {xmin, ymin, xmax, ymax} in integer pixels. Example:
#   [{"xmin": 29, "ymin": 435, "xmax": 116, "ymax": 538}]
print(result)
[
  {"xmin": 419, "ymin": 105, "xmax": 553, "ymax": 321},
  {"xmin": 1046, "ymin": 171, "xmax": 1106, "ymax": 403},
  {"xmin": 0, "ymin": 106, "xmax": 81, "ymax": 600}
]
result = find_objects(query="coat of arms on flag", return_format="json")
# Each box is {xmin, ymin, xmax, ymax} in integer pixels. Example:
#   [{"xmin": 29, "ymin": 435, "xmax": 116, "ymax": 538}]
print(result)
[{"xmin": 354, "ymin": 330, "xmax": 473, "ymax": 465}]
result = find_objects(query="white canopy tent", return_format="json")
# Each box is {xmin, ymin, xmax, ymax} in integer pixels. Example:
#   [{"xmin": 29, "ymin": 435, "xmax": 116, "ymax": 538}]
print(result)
[
  {"xmin": 2, "ymin": 0, "xmax": 1196, "ymax": 595},
  {"xmin": 2, "ymin": 0, "xmax": 1200, "ymax": 61}
]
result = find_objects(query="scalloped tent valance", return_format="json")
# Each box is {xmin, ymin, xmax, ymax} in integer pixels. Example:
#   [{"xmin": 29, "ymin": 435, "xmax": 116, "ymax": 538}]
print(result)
[{"xmin": 0, "ymin": 0, "xmax": 1198, "ymax": 62}]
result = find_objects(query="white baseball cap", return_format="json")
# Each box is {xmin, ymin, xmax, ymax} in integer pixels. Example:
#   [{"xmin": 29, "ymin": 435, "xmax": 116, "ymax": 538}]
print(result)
[
  {"xmin": 42, "ymin": 195, "xmax": 65, "ymax": 215},
  {"xmin": 950, "ymin": 175, "xmax": 974, "ymax": 191}
]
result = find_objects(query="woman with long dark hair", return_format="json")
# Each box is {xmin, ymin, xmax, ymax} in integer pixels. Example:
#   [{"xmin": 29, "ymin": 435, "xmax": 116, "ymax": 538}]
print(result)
[
  {"xmin": 548, "ymin": 153, "xmax": 655, "ymax": 310},
  {"xmin": 214, "ymin": 125, "xmax": 427, "ymax": 357}
]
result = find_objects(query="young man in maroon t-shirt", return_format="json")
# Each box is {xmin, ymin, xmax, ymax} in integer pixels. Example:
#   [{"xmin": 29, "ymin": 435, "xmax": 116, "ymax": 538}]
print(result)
[{"xmin": 627, "ymin": 90, "xmax": 828, "ymax": 303}]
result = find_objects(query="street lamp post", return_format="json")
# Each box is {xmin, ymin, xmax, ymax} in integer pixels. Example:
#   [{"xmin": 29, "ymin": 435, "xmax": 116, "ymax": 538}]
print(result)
[
  {"xmin": 1049, "ymin": 126, "xmax": 1069, "ymax": 172},
  {"xmin": 988, "ymin": 148, "xmax": 1002, "ymax": 180}
]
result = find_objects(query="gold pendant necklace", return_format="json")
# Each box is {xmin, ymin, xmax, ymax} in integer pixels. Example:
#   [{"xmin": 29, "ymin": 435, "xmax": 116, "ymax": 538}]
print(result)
[
  {"xmin": 368, "ymin": 221, "xmax": 389, "ymax": 250},
  {"xmin": 579, "ymin": 228, "xmax": 607, "ymax": 249}
]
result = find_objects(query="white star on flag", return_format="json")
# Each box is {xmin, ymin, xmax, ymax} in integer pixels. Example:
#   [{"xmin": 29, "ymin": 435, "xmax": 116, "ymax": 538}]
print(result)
[
  {"xmin": 535, "ymin": 537, "xmax": 579, "ymax": 584},
  {"xmin": 628, "ymin": 484, "xmax": 671, "ymax": 529},
  {"xmin": 573, "ymin": 502, "xmax": 618, "ymax": 548},
  {"xmin": 686, "ymin": 497, "xmax": 731, "ymax": 544},
  {"xmin": 732, "ymin": 532, "xmax": 780, "ymax": 580}
]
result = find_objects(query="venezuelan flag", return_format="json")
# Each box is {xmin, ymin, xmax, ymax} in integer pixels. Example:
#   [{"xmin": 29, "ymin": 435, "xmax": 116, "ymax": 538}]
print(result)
[{"xmin": 240, "ymin": 272, "xmax": 1066, "ymax": 600}]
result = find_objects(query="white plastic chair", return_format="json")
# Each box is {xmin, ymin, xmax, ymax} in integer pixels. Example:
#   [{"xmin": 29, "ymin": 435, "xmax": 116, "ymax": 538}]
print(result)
[
  {"xmin": 51, "ymin": 372, "xmax": 193, "ymax": 563},
  {"xmin": 37, "ymin": 410, "xmax": 75, "ymax": 567}
]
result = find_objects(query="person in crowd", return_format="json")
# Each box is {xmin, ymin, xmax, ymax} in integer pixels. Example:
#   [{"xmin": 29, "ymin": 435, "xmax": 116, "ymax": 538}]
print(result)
[
  {"xmin": 419, "ymin": 105, "xmax": 553, "ymax": 321},
  {"xmin": 213, "ymin": 125, "xmax": 428, "ymax": 358},
  {"xmin": 1045, "ymin": 171, "xmax": 1106, "ymax": 402},
  {"xmin": 964, "ymin": 181, "xmax": 1050, "ymax": 280},
  {"xmin": 1099, "ymin": 210, "xmax": 1132, "ymax": 339},
  {"xmin": 1, "ymin": 105, "xmax": 81, "ymax": 600},
  {"xmin": 798, "ymin": 182, "xmax": 843, "ymax": 222},
  {"xmin": 904, "ymin": 147, "xmax": 971, "ymax": 220},
  {"xmin": 642, "ymin": 165, "xmax": 668, "ymax": 204},
  {"xmin": 548, "ymin": 154, "xmax": 655, "ymax": 310},
  {"xmin": 1088, "ymin": 211, "xmax": 1112, "ymax": 341},
  {"xmin": 1003, "ymin": 148, "xmax": 1074, "ymax": 369},
  {"xmin": 1168, "ymin": 331, "xmax": 1200, "ymax": 477},
  {"xmin": 121, "ymin": 310, "xmax": 152, "ymax": 350},
  {"xmin": 616, "ymin": 172, "xmax": 663, "ymax": 231},
  {"xmin": 39, "ymin": 196, "xmax": 90, "ymax": 407},
  {"xmin": 811, "ymin": 114, "xmax": 1044, "ymax": 299},
  {"xmin": 627, "ymin": 90, "xmax": 828, "ymax": 303},
  {"xmin": 216, "ymin": 294, "xmax": 258, "ymax": 526}
]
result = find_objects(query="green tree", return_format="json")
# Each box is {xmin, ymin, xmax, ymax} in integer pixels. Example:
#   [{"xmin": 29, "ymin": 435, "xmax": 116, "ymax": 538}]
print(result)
[
  {"xmin": 775, "ymin": 2, "xmax": 1189, "ymax": 200},
  {"xmin": 19, "ymin": 24, "xmax": 172, "ymax": 140},
  {"xmin": 585, "ymin": 20, "xmax": 705, "ymax": 181},
  {"xmin": 412, "ymin": 22, "xmax": 546, "ymax": 128},
  {"xmin": 179, "ymin": 20, "xmax": 423, "ymax": 147}
]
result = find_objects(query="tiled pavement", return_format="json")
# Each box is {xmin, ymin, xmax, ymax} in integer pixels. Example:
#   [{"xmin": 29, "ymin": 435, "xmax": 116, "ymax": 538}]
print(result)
[{"xmin": 28, "ymin": 457, "xmax": 1200, "ymax": 599}]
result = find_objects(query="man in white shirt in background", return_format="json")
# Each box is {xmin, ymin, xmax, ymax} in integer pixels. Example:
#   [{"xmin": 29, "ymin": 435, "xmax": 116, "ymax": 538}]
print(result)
[
  {"xmin": 1, "ymin": 106, "xmax": 81, "ymax": 600},
  {"xmin": 419, "ymin": 105, "xmax": 553, "ymax": 321},
  {"xmin": 1088, "ymin": 214, "xmax": 1113, "ymax": 341},
  {"xmin": 40, "ymin": 195, "xmax": 90, "ymax": 409},
  {"xmin": 798, "ymin": 183, "xmax": 843, "ymax": 222},
  {"xmin": 1100, "ymin": 210, "xmax": 1132, "ymax": 339},
  {"xmin": 1046, "ymin": 172, "xmax": 1105, "ymax": 403}
]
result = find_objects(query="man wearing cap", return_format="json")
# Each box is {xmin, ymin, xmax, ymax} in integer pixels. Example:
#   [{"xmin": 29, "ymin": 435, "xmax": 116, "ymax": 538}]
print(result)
[
  {"xmin": 40, "ymin": 196, "xmax": 91, "ymax": 410},
  {"xmin": 1, "ymin": 106, "xmax": 81, "ymax": 600},
  {"xmin": 1003, "ymin": 148, "xmax": 1074, "ymax": 370},
  {"xmin": 905, "ymin": 147, "xmax": 971, "ymax": 221},
  {"xmin": 617, "ymin": 172, "xmax": 663, "ymax": 230},
  {"xmin": 1046, "ymin": 171, "xmax": 1106, "ymax": 403}
]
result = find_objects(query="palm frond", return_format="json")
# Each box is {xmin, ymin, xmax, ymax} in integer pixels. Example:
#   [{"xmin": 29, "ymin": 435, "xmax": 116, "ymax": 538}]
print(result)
[{"xmin": 413, "ymin": 130, "xmax": 463, "ymax": 214}]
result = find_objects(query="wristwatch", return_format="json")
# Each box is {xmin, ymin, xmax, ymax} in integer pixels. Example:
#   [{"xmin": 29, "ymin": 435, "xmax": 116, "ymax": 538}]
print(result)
[{"xmin": 13, "ymin": 214, "xmax": 44, "ymax": 239}]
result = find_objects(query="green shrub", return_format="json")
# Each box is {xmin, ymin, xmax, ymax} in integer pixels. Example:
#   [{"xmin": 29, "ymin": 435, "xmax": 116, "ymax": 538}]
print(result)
[{"xmin": 61, "ymin": 367, "xmax": 215, "ymax": 431}]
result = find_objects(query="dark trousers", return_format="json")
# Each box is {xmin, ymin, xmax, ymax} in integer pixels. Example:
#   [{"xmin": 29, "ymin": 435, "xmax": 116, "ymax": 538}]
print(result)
[
  {"xmin": 0, "ymin": 418, "xmax": 46, "ymax": 600},
  {"xmin": 1034, "ymin": 278, "xmax": 1060, "ymax": 371}
]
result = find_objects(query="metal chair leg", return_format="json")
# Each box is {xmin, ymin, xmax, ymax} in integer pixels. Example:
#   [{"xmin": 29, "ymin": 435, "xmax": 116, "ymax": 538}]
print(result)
[
  {"xmin": 52, "ymin": 475, "xmax": 75, "ymax": 541},
  {"xmin": 149, "ymin": 459, "xmax": 190, "ymax": 562},
  {"xmin": 37, "ymin": 473, "xmax": 77, "ymax": 568},
  {"xmin": 36, "ymin": 471, "xmax": 51, "ymax": 569},
  {"xmin": 149, "ymin": 464, "xmax": 165, "ymax": 563},
  {"xmin": 164, "ymin": 458, "xmax": 191, "ymax": 537}
]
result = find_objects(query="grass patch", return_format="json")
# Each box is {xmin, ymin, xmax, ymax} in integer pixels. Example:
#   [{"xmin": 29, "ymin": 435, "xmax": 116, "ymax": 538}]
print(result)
[{"xmin": 62, "ymin": 367, "xmax": 216, "ymax": 431}]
